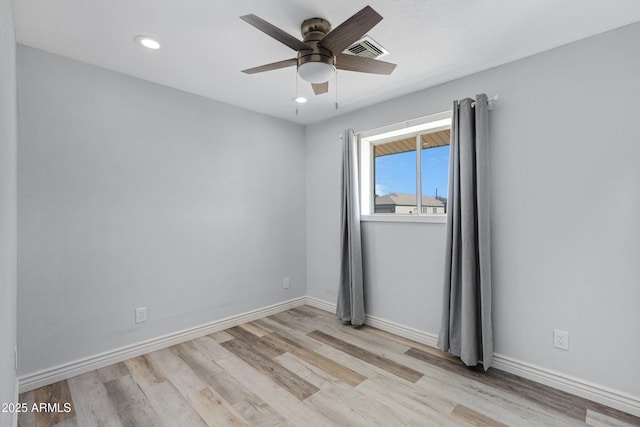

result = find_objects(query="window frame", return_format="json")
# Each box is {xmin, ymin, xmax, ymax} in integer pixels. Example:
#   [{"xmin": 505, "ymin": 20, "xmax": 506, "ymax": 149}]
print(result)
[{"xmin": 359, "ymin": 111, "xmax": 452, "ymax": 223}]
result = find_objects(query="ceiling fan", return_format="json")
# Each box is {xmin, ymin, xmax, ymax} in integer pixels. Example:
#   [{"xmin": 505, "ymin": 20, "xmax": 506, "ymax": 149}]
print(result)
[{"xmin": 240, "ymin": 5, "xmax": 397, "ymax": 95}]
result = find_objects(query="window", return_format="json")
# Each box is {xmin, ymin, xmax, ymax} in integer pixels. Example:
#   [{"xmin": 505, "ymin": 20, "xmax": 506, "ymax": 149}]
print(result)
[{"xmin": 360, "ymin": 112, "xmax": 452, "ymax": 222}]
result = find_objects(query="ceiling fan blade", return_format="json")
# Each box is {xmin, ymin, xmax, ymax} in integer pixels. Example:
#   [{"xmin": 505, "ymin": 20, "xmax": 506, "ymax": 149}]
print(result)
[
  {"xmin": 242, "ymin": 58, "xmax": 297, "ymax": 74},
  {"xmin": 335, "ymin": 53, "xmax": 396, "ymax": 75},
  {"xmin": 320, "ymin": 6, "xmax": 383, "ymax": 54},
  {"xmin": 240, "ymin": 14, "xmax": 308, "ymax": 51},
  {"xmin": 312, "ymin": 82, "xmax": 329, "ymax": 95}
]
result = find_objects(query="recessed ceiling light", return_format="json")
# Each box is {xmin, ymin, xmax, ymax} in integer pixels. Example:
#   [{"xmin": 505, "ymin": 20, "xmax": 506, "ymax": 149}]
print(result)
[
  {"xmin": 293, "ymin": 97, "xmax": 307, "ymax": 104},
  {"xmin": 134, "ymin": 35, "xmax": 161, "ymax": 50}
]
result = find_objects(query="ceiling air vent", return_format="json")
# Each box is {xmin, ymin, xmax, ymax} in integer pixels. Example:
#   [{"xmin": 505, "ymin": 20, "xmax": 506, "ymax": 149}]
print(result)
[{"xmin": 343, "ymin": 35, "xmax": 389, "ymax": 59}]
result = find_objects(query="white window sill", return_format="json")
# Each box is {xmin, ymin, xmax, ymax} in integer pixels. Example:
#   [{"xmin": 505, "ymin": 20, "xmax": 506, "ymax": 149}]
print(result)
[{"xmin": 360, "ymin": 214, "xmax": 447, "ymax": 224}]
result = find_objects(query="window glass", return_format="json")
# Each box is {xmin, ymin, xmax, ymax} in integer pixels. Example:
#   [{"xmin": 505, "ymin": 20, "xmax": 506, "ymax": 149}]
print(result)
[
  {"xmin": 374, "ymin": 141, "xmax": 416, "ymax": 214},
  {"xmin": 421, "ymin": 131, "xmax": 450, "ymax": 214}
]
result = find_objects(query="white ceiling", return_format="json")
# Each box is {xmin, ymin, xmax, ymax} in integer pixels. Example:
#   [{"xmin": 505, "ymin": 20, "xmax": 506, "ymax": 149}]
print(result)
[{"xmin": 11, "ymin": 0, "xmax": 640, "ymax": 125}]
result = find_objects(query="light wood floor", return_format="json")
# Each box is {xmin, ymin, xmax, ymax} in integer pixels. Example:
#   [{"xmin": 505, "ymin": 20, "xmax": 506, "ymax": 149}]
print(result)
[{"xmin": 19, "ymin": 305, "xmax": 640, "ymax": 426}]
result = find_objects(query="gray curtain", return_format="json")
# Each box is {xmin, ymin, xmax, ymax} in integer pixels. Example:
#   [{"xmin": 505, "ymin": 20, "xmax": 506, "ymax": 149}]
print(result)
[
  {"xmin": 438, "ymin": 94, "xmax": 493, "ymax": 369},
  {"xmin": 337, "ymin": 129, "xmax": 365, "ymax": 325}
]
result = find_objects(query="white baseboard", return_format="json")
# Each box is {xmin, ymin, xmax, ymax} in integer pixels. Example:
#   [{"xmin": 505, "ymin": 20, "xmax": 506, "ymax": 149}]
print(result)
[
  {"xmin": 365, "ymin": 314, "xmax": 439, "ymax": 348},
  {"xmin": 492, "ymin": 355, "xmax": 640, "ymax": 417},
  {"xmin": 18, "ymin": 297, "xmax": 307, "ymax": 393},
  {"xmin": 304, "ymin": 296, "xmax": 337, "ymax": 313},
  {"xmin": 305, "ymin": 296, "xmax": 439, "ymax": 347},
  {"xmin": 305, "ymin": 297, "xmax": 640, "ymax": 418}
]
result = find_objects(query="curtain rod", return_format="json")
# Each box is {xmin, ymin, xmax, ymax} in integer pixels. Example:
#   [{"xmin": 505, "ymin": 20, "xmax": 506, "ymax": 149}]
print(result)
[
  {"xmin": 471, "ymin": 94, "xmax": 499, "ymax": 110},
  {"xmin": 354, "ymin": 94, "xmax": 499, "ymax": 137}
]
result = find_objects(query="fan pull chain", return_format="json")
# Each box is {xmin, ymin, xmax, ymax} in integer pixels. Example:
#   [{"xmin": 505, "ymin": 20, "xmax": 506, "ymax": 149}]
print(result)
[
  {"xmin": 295, "ymin": 72, "xmax": 299, "ymax": 116},
  {"xmin": 334, "ymin": 71, "xmax": 339, "ymax": 110}
]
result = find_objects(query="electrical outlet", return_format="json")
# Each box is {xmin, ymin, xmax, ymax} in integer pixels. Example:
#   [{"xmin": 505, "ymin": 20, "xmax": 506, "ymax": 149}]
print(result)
[
  {"xmin": 135, "ymin": 306, "xmax": 147, "ymax": 324},
  {"xmin": 283, "ymin": 277, "xmax": 290, "ymax": 289},
  {"xmin": 553, "ymin": 329, "xmax": 569, "ymax": 350}
]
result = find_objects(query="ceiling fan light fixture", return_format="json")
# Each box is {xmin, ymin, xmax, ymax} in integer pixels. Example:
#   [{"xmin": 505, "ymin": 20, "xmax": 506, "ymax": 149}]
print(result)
[
  {"xmin": 297, "ymin": 61, "xmax": 335, "ymax": 84},
  {"xmin": 134, "ymin": 35, "xmax": 161, "ymax": 50}
]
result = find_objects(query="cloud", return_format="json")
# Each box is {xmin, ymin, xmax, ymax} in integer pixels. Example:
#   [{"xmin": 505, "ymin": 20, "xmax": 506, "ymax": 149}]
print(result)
[{"xmin": 375, "ymin": 184, "xmax": 388, "ymax": 196}]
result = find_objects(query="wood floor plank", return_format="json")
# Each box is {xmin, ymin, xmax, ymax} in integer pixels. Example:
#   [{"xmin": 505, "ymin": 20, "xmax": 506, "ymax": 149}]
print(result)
[
  {"xmin": 187, "ymin": 387, "xmax": 249, "ymax": 427},
  {"xmin": 171, "ymin": 340, "xmax": 248, "ymax": 405},
  {"xmin": 358, "ymin": 372, "xmax": 458, "ymax": 422},
  {"xmin": 253, "ymin": 317, "xmax": 319, "ymax": 345},
  {"xmin": 303, "ymin": 383, "xmax": 371, "ymax": 426},
  {"xmin": 221, "ymin": 336, "xmax": 320, "ymax": 401},
  {"xmin": 584, "ymin": 404, "xmax": 640, "ymax": 426},
  {"xmin": 174, "ymin": 339, "xmax": 290, "ymax": 426},
  {"xmin": 231, "ymin": 399, "xmax": 291, "ymax": 427},
  {"xmin": 262, "ymin": 332, "xmax": 366, "ymax": 387},
  {"xmin": 104, "ymin": 375, "xmax": 164, "ymax": 426},
  {"xmin": 96, "ymin": 362, "xmax": 130, "ymax": 383},
  {"xmin": 66, "ymin": 371, "xmax": 122, "ymax": 427},
  {"xmin": 312, "ymin": 319, "xmax": 414, "ymax": 355},
  {"xmin": 284, "ymin": 307, "xmax": 323, "ymax": 322},
  {"xmin": 216, "ymin": 353, "xmax": 336, "ymax": 426},
  {"xmin": 363, "ymin": 325, "xmax": 460, "ymax": 361},
  {"xmin": 123, "ymin": 354, "xmax": 166, "ymax": 391},
  {"xmin": 193, "ymin": 334, "xmax": 235, "ymax": 361},
  {"xmin": 310, "ymin": 380, "xmax": 421, "ymax": 426},
  {"xmin": 257, "ymin": 317, "xmax": 409, "ymax": 382},
  {"xmin": 269, "ymin": 311, "xmax": 316, "ymax": 333},
  {"xmin": 416, "ymin": 371, "xmax": 581, "ymax": 426},
  {"xmin": 311, "ymin": 324, "xmax": 460, "ymax": 381},
  {"xmin": 144, "ymin": 381, "xmax": 208, "ymax": 427},
  {"xmin": 51, "ymin": 418, "xmax": 78, "ymax": 427},
  {"xmin": 451, "ymin": 404, "xmax": 510, "ymax": 427},
  {"xmin": 291, "ymin": 306, "xmax": 340, "ymax": 324},
  {"xmin": 238, "ymin": 321, "xmax": 272, "ymax": 337},
  {"xmin": 225, "ymin": 326, "xmax": 285, "ymax": 359},
  {"xmin": 286, "ymin": 308, "xmax": 348, "ymax": 332},
  {"xmin": 585, "ymin": 408, "xmax": 640, "ymax": 427},
  {"xmin": 289, "ymin": 306, "xmax": 324, "ymax": 318},
  {"xmin": 356, "ymin": 377, "xmax": 456, "ymax": 425},
  {"xmin": 406, "ymin": 346, "xmax": 589, "ymax": 421},
  {"xmin": 33, "ymin": 380, "xmax": 76, "ymax": 427},
  {"xmin": 146, "ymin": 347, "xmax": 209, "ymax": 398},
  {"xmin": 274, "ymin": 352, "xmax": 337, "ymax": 389},
  {"xmin": 207, "ymin": 330, "xmax": 235, "ymax": 343},
  {"xmin": 308, "ymin": 330, "xmax": 424, "ymax": 383}
]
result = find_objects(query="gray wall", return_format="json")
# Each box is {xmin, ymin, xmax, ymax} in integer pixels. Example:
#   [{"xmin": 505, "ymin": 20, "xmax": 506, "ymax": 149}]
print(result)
[
  {"xmin": 17, "ymin": 46, "xmax": 306, "ymax": 375},
  {"xmin": 306, "ymin": 22, "xmax": 640, "ymax": 397},
  {"xmin": 0, "ymin": 0, "xmax": 17, "ymax": 425}
]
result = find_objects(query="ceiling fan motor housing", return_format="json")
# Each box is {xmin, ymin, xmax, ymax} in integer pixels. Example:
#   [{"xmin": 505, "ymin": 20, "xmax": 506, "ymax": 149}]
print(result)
[{"xmin": 297, "ymin": 18, "xmax": 336, "ymax": 82}]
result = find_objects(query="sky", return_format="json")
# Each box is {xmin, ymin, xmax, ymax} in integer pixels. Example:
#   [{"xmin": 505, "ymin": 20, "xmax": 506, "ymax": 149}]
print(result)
[{"xmin": 375, "ymin": 145, "xmax": 450, "ymax": 198}]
